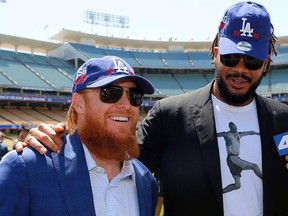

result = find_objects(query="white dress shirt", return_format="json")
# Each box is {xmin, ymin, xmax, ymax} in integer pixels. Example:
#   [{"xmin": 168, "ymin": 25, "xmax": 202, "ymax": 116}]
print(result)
[{"xmin": 83, "ymin": 144, "xmax": 140, "ymax": 216}]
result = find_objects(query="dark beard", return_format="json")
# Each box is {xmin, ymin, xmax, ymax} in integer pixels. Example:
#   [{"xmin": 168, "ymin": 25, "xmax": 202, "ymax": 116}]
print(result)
[
  {"xmin": 215, "ymin": 69, "xmax": 262, "ymax": 106},
  {"xmin": 78, "ymin": 114, "xmax": 139, "ymax": 162}
]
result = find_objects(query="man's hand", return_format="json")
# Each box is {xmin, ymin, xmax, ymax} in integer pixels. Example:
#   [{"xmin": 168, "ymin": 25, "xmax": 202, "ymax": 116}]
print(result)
[{"xmin": 15, "ymin": 123, "xmax": 66, "ymax": 155}]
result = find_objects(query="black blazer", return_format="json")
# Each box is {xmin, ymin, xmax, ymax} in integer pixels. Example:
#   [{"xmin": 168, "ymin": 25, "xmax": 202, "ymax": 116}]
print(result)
[{"xmin": 138, "ymin": 81, "xmax": 288, "ymax": 216}]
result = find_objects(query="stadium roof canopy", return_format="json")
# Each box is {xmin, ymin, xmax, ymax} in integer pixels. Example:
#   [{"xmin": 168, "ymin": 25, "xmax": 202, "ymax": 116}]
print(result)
[
  {"xmin": 0, "ymin": 33, "xmax": 61, "ymax": 54},
  {"xmin": 50, "ymin": 29, "xmax": 213, "ymax": 52},
  {"xmin": 1, "ymin": 29, "xmax": 288, "ymax": 54},
  {"xmin": 51, "ymin": 29, "xmax": 288, "ymax": 51}
]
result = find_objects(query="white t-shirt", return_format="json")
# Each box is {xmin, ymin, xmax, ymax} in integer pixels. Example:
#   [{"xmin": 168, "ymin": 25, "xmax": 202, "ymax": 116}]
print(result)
[{"xmin": 212, "ymin": 95, "xmax": 263, "ymax": 216}]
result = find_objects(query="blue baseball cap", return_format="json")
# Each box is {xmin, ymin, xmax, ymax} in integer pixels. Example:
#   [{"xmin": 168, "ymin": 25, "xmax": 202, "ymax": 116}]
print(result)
[
  {"xmin": 72, "ymin": 56, "xmax": 155, "ymax": 94},
  {"xmin": 218, "ymin": 1, "xmax": 274, "ymax": 61}
]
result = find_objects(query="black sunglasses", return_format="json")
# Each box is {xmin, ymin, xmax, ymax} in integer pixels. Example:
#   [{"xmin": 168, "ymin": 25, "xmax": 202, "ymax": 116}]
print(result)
[
  {"xmin": 98, "ymin": 85, "xmax": 144, "ymax": 107},
  {"xmin": 220, "ymin": 54, "xmax": 264, "ymax": 70}
]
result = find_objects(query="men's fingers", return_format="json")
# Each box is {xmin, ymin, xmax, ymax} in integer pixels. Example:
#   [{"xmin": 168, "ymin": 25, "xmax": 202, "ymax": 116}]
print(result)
[
  {"xmin": 54, "ymin": 123, "xmax": 67, "ymax": 136},
  {"xmin": 15, "ymin": 141, "xmax": 26, "ymax": 153},
  {"xmin": 24, "ymin": 136, "xmax": 48, "ymax": 155},
  {"xmin": 37, "ymin": 123, "xmax": 56, "ymax": 135},
  {"xmin": 38, "ymin": 123, "xmax": 64, "ymax": 149},
  {"xmin": 27, "ymin": 128, "xmax": 60, "ymax": 153}
]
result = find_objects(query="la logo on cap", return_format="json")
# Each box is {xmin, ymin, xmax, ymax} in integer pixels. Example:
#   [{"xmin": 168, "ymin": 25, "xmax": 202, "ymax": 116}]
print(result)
[
  {"xmin": 108, "ymin": 57, "xmax": 133, "ymax": 75},
  {"xmin": 240, "ymin": 18, "xmax": 253, "ymax": 37}
]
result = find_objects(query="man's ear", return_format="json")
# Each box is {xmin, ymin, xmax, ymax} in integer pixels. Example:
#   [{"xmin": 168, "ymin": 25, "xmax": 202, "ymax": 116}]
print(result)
[
  {"xmin": 213, "ymin": 47, "xmax": 219, "ymax": 56},
  {"xmin": 262, "ymin": 55, "xmax": 271, "ymax": 77},
  {"xmin": 263, "ymin": 55, "xmax": 271, "ymax": 71},
  {"xmin": 212, "ymin": 47, "xmax": 219, "ymax": 65},
  {"xmin": 72, "ymin": 93, "xmax": 84, "ymax": 114}
]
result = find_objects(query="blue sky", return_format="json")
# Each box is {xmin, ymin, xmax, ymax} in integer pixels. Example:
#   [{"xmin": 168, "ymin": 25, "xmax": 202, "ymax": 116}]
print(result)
[{"xmin": 0, "ymin": 0, "xmax": 287, "ymax": 42}]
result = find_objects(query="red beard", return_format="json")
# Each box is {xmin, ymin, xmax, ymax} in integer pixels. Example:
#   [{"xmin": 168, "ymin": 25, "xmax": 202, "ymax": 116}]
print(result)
[{"xmin": 78, "ymin": 113, "xmax": 139, "ymax": 162}]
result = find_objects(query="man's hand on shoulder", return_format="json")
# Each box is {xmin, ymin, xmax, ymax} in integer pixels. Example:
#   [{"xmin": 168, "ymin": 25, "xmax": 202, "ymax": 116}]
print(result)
[{"xmin": 15, "ymin": 122, "xmax": 66, "ymax": 154}]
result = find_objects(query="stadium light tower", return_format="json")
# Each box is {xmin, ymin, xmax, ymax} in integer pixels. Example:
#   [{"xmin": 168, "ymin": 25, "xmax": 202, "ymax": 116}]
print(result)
[{"xmin": 84, "ymin": 11, "xmax": 129, "ymax": 38}]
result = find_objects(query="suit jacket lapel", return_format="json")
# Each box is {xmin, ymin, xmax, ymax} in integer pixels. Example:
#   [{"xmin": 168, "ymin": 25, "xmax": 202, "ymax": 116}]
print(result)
[
  {"xmin": 190, "ymin": 82, "xmax": 223, "ymax": 212},
  {"xmin": 133, "ymin": 159, "xmax": 157, "ymax": 216},
  {"xmin": 52, "ymin": 133, "xmax": 96, "ymax": 216},
  {"xmin": 133, "ymin": 160, "xmax": 150, "ymax": 216},
  {"xmin": 255, "ymin": 95, "xmax": 281, "ymax": 215},
  {"xmin": 134, "ymin": 167, "xmax": 146, "ymax": 216}
]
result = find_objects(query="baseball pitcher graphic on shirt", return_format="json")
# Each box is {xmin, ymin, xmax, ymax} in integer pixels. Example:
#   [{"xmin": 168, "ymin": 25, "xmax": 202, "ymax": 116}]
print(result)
[{"xmin": 217, "ymin": 122, "xmax": 261, "ymax": 193}]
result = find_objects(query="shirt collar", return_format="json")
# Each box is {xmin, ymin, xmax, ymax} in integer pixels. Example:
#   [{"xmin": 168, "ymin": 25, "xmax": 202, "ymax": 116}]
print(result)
[{"xmin": 82, "ymin": 143, "xmax": 136, "ymax": 184}]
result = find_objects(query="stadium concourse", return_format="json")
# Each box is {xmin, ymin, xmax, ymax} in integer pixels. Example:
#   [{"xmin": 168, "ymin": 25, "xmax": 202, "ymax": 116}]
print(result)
[{"xmin": 0, "ymin": 30, "xmax": 288, "ymax": 149}]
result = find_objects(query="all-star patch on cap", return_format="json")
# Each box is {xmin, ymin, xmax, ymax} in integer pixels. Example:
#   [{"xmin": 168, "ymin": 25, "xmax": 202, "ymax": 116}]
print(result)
[
  {"xmin": 72, "ymin": 56, "xmax": 155, "ymax": 94},
  {"xmin": 218, "ymin": 1, "xmax": 274, "ymax": 61}
]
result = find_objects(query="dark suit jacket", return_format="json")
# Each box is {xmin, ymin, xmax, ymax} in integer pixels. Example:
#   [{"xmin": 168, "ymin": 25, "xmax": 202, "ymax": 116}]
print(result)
[
  {"xmin": 0, "ymin": 143, "xmax": 8, "ymax": 160},
  {"xmin": 138, "ymin": 81, "xmax": 288, "ymax": 216},
  {"xmin": 0, "ymin": 132, "xmax": 158, "ymax": 216}
]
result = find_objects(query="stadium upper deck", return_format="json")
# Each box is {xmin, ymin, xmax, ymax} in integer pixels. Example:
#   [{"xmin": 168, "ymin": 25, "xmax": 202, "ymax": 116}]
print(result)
[
  {"xmin": 0, "ymin": 29, "xmax": 288, "ymax": 103},
  {"xmin": 0, "ymin": 30, "xmax": 287, "ymax": 129}
]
